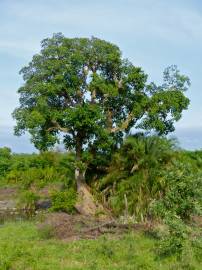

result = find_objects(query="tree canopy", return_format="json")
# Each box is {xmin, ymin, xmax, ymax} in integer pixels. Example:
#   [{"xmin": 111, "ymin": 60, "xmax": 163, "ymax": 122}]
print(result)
[{"xmin": 13, "ymin": 33, "xmax": 190, "ymax": 185}]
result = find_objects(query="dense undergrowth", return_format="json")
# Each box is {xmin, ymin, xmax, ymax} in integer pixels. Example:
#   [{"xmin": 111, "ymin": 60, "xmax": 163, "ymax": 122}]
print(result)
[
  {"xmin": 0, "ymin": 135, "xmax": 202, "ymax": 220},
  {"xmin": 0, "ymin": 148, "xmax": 75, "ymax": 189},
  {"xmin": 96, "ymin": 135, "xmax": 202, "ymax": 220},
  {"xmin": 0, "ymin": 149, "xmax": 76, "ymax": 212}
]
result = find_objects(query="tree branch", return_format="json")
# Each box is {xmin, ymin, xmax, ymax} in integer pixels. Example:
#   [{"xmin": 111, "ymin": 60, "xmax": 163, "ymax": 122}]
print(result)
[
  {"xmin": 109, "ymin": 113, "xmax": 133, "ymax": 133},
  {"xmin": 91, "ymin": 89, "xmax": 96, "ymax": 104},
  {"xmin": 47, "ymin": 121, "xmax": 69, "ymax": 133}
]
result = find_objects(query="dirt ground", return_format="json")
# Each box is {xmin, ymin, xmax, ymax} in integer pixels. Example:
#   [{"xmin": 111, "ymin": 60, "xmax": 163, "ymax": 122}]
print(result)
[
  {"xmin": 37, "ymin": 212, "xmax": 151, "ymax": 241},
  {"xmin": 0, "ymin": 187, "xmax": 17, "ymax": 200}
]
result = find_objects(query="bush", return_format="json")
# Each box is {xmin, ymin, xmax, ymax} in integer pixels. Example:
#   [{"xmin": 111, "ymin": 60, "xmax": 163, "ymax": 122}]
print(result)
[
  {"xmin": 98, "ymin": 135, "xmax": 178, "ymax": 220},
  {"xmin": 50, "ymin": 189, "xmax": 77, "ymax": 213},
  {"xmin": 18, "ymin": 191, "xmax": 39, "ymax": 210},
  {"xmin": 2, "ymin": 151, "xmax": 75, "ymax": 190},
  {"xmin": 98, "ymin": 135, "xmax": 202, "ymax": 222},
  {"xmin": 151, "ymin": 162, "xmax": 202, "ymax": 220},
  {"xmin": 0, "ymin": 147, "xmax": 12, "ymax": 178},
  {"xmin": 156, "ymin": 215, "xmax": 190, "ymax": 257}
]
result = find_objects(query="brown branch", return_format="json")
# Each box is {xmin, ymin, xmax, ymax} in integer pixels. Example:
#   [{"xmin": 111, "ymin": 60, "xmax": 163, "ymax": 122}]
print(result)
[
  {"xmin": 107, "ymin": 110, "xmax": 113, "ymax": 129},
  {"xmin": 130, "ymin": 163, "xmax": 139, "ymax": 174},
  {"xmin": 47, "ymin": 121, "xmax": 69, "ymax": 133},
  {"xmin": 114, "ymin": 76, "xmax": 123, "ymax": 89},
  {"xmin": 91, "ymin": 89, "xmax": 96, "ymax": 104},
  {"xmin": 109, "ymin": 113, "xmax": 134, "ymax": 133}
]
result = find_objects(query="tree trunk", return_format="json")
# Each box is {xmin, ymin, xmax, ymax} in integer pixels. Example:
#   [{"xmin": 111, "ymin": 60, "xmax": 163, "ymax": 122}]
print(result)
[
  {"xmin": 75, "ymin": 167, "xmax": 99, "ymax": 216},
  {"xmin": 74, "ymin": 138, "xmax": 105, "ymax": 216}
]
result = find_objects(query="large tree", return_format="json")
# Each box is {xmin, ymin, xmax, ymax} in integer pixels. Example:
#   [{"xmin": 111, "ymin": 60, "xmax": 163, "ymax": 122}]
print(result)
[{"xmin": 13, "ymin": 33, "xmax": 190, "ymax": 214}]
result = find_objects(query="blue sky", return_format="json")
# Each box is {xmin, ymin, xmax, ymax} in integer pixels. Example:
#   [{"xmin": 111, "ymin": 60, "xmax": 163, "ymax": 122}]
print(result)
[{"xmin": 0, "ymin": 0, "xmax": 202, "ymax": 152}]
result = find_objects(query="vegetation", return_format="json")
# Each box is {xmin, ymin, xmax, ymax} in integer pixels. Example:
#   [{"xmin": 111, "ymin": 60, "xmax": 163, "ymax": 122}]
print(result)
[
  {"xmin": 0, "ymin": 137, "xmax": 201, "ymax": 263},
  {"xmin": 1, "ymin": 138, "xmax": 201, "ymax": 219},
  {"xmin": 0, "ymin": 221, "xmax": 201, "ymax": 270},
  {"xmin": 12, "ymin": 33, "xmax": 190, "ymax": 214},
  {"xmin": 50, "ymin": 189, "xmax": 77, "ymax": 213},
  {"xmin": 0, "ymin": 149, "xmax": 76, "ymax": 212},
  {"xmin": 0, "ymin": 34, "xmax": 201, "ymax": 269},
  {"xmin": 97, "ymin": 135, "xmax": 201, "ymax": 220},
  {"xmin": 0, "ymin": 150, "xmax": 74, "ymax": 188}
]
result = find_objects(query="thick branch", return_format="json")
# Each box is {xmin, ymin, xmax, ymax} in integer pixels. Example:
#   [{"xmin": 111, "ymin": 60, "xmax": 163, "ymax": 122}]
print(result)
[
  {"xmin": 109, "ymin": 113, "xmax": 134, "ymax": 133},
  {"xmin": 107, "ymin": 110, "xmax": 113, "ymax": 129},
  {"xmin": 91, "ymin": 89, "xmax": 96, "ymax": 104},
  {"xmin": 47, "ymin": 121, "xmax": 69, "ymax": 133}
]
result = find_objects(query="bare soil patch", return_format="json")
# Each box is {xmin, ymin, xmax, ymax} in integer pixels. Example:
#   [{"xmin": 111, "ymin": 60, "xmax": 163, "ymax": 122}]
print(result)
[
  {"xmin": 37, "ymin": 212, "xmax": 150, "ymax": 241},
  {"xmin": 0, "ymin": 187, "xmax": 17, "ymax": 201}
]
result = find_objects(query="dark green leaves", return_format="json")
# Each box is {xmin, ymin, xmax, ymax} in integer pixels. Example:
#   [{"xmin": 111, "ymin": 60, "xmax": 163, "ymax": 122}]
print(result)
[{"xmin": 13, "ymin": 34, "xmax": 190, "ymax": 161}]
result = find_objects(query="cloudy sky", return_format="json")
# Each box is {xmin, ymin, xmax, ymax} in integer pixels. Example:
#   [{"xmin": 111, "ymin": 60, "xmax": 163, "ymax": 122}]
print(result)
[{"xmin": 0, "ymin": 0, "xmax": 202, "ymax": 152}]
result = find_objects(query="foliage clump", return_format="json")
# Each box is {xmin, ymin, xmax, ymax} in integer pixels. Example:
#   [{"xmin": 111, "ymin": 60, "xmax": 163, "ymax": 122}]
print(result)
[
  {"xmin": 95, "ymin": 134, "xmax": 202, "ymax": 259},
  {"xmin": 50, "ymin": 189, "xmax": 77, "ymax": 213},
  {"xmin": 98, "ymin": 134, "xmax": 176, "ymax": 219},
  {"xmin": 18, "ymin": 190, "xmax": 39, "ymax": 210},
  {"xmin": 151, "ymin": 162, "xmax": 202, "ymax": 220},
  {"xmin": 0, "ymin": 147, "xmax": 12, "ymax": 179},
  {"xmin": 0, "ymin": 150, "xmax": 75, "ymax": 189},
  {"xmin": 98, "ymin": 135, "xmax": 201, "ymax": 222},
  {"xmin": 12, "ymin": 34, "xmax": 190, "ymax": 193}
]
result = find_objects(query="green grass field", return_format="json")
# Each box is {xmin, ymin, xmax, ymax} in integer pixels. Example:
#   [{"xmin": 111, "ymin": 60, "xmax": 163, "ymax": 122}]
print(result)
[{"xmin": 0, "ymin": 221, "xmax": 201, "ymax": 270}]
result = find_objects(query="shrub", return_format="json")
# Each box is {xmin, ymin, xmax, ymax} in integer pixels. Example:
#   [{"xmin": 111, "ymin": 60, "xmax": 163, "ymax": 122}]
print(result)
[
  {"xmin": 98, "ymin": 135, "xmax": 177, "ymax": 220},
  {"xmin": 151, "ymin": 162, "xmax": 202, "ymax": 220},
  {"xmin": 0, "ymin": 147, "xmax": 12, "ymax": 178},
  {"xmin": 4, "ymin": 151, "xmax": 75, "ymax": 190},
  {"xmin": 50, "ymin": 189, "xmax": 77, "ymax": 213},
  {"xmin": 98, "ymin": 135, "xmax": 202, "ymax": 223},
  {"xmin": 18, "ymin": 191, "xmax": 39, "ymax": 210},
  {"xmin": 156, "ymin": 215, "xmax": 190, "ymax": 257}
]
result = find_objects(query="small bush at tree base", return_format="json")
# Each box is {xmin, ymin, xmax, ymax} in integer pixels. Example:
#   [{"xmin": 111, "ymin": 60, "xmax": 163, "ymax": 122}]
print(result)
[{"xmin": 50, "ymin": 189, "xmax": 77, "ymax": 213}]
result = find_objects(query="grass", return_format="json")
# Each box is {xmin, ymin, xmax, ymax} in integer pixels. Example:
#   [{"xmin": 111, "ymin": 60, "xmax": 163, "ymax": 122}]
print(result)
[{"xmin": 0, "ymin": 221, "xmax": 201, "ymax": 270}]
